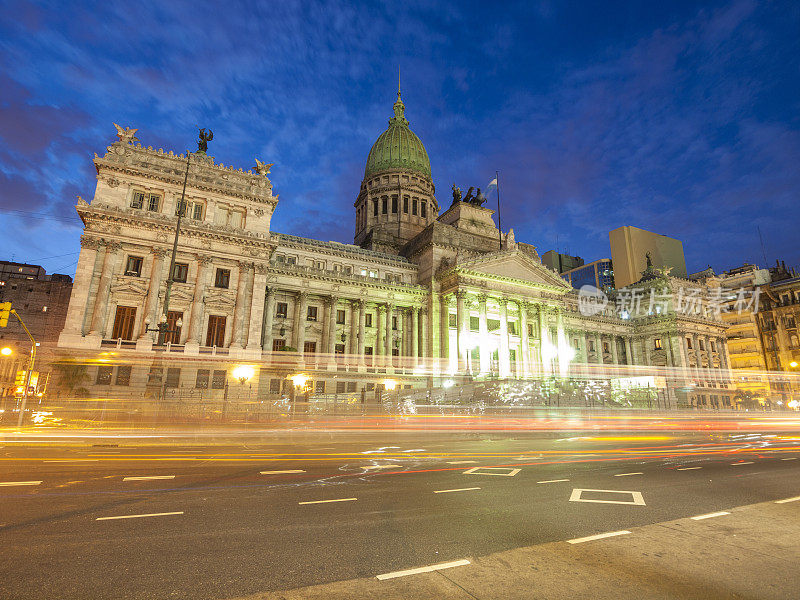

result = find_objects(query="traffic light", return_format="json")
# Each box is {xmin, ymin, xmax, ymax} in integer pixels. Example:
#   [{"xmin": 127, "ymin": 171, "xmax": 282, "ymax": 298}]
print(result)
[
  {"xmin": 0, "ymin": 302, "xmax": 11, "ymax": 327},
  {"xmin": 15, "ymin": 370, "xmax": 26, "ymax": 387}
]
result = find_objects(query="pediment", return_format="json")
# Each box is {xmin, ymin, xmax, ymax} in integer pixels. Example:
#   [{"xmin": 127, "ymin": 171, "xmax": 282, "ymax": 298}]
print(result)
[
  {"xmin": 204, "ymin": 288, "xmax": 236, "ymax": 308},
  {"xmin": 444, "ymin": 249, "xmax": 571, "ymax": 293},
  {"xmin": 111, "ymin": 277, "xmax": 148, "ymax": 296}
]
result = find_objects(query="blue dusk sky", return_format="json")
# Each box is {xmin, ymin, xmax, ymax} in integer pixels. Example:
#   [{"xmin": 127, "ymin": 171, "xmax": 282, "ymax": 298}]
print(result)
[{"xmin": 0, "ymin": 0, "xmax": 798, "ymax": 277}]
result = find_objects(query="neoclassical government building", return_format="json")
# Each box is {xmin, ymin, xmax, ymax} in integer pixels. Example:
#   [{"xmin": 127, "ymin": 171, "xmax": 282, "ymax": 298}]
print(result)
[{"xmin": 57, "ymin": 90, "xmax": 734, "ymax": 407}]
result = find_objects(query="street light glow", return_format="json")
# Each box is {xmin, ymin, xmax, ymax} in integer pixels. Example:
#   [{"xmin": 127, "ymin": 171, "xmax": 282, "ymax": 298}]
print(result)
[
  {"xmin": 383, "ymin": 379, "xmax": 397, "ymax": 391},
  {"xmin": 0, "ymin": 347, "xmax": 12, "ymax": 356},
  {"xmin": 289, "ymin": 373, "xmax": 309, "ymax": 388},
  {"xmin": 232, "ymin": 365, "xmax": 255, "ymax": 383},
  {"xmin": 790, "ymin": 361, "xmax": 798, "ymax": 368}
]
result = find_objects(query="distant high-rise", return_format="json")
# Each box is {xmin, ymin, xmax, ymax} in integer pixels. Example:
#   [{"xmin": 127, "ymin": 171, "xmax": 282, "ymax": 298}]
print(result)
[
  {"xmin": 609, "ymin": 226, "xmax": 687, "ymax": 288},
  {"xmin": 541, "ymin": 250, "xmax": 583, "ymax": 274}
]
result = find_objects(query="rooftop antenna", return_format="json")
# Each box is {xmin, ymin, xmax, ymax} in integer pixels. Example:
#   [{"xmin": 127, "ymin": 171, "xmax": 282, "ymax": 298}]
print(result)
[{"xmin": 757, "ymin": 226, "xmax": 768, "ymax": 268}]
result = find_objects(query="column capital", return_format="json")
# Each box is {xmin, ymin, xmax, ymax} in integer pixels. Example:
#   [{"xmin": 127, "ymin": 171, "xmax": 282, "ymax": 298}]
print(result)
[
  {"xmin": 238, "ymin": 261, "xmax": 255, "ymax": 272},
  {"xmin": 351, "ymin": 298, "xmax": 363, "ymax": 309},
  {"xmin": 106, "ymin": 241, "xmax": 123, "ymax": 252},
  {"xmin": 454, "ymin": 290, "xmax": 468, "ymax": 300},
  {"xmin": 80, "ymin": 235, "xmax": 102, "ymax": 250},
  {"xmin": 377, "ymin": 303, "xmax": 387, "ymax": 314},
  {"xmin": 324, "ymin": 295, "xmax": 339, "ymax": 307},
  {"xmin": 255, "ymin": 263, "xmax": 268, "ymax": 275},
  {"xmin": 195, "ymin": 253, "xmax": 213, "ymax": 266},
  {"xmin": 476, "ymin": 293, "xmax": 489, "ymax": 304},
  {"xmin": 296, "ymin": 290, "xmax": 309, "ymax": 301},
  {"xmin": 153, "ymin": 247, "xmax": 170, "ymax": 259}
]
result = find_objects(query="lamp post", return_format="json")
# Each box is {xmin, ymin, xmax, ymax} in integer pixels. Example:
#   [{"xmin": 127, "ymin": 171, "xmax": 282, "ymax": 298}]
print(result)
[
  {"xmin": 289, "ymin": 373, "xmax": 309, "ymax": 416},
  {"xmin": 6, "ymin": 310, "xmax": 37, "ymax": 426}
]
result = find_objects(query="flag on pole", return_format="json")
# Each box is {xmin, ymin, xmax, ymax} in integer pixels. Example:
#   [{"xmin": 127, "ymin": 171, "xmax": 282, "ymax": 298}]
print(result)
[{"xmin": 485, "ymin": 177, "xmax": 498, "ymax": 195}]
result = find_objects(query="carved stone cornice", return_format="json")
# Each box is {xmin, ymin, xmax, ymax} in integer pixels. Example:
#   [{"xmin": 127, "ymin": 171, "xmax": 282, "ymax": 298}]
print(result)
[
  {"xmin": 80, "ymin": 236, "xmax": 102, "ymax": 250},
  {"xmin": 195, "ymin": 253, "xmax": 213, "ymax": 265},
  {"xmin": 255, "ymin": 263, "xmax": 268, "ymax": 275}
]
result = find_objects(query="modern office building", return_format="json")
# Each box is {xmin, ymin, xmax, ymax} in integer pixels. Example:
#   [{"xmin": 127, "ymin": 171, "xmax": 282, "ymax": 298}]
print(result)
[
  {"xmin": 609, "ymin": 225, "xmax": 687, "ymax": 288},
  {"xmin": 541, "ymin": 250, "xmax": 583, "ymax": 274},
  {"xmin": 562, "ymin": 259, "xmax": 614, "ymax": 290}
]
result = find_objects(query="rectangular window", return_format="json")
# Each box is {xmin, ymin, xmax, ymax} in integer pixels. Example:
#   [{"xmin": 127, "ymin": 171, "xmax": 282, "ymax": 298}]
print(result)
[
  {"xmin": 487, "ymin": 319, "xmax": 500, "ymax": 332},
  {"xmin": 711, "ymin": 340, "xmax": 717, "ymax": 352},
  {"xmin": 147, "ymin": 193, "xmax": 161, "ymax": 212},
  {"xmin": 276, "ymin": 302, "xmax": 288, "ymax": 318},
  {"xmin": 508, "ymin": 322, "xmax": 517, "ymax": 336},
  {"xmin": 391, "ymin": 196, "xmax": 398, "ymax": 213},
  {"xmin": 211, "ymin": 370, "xmax": 226, "ymax": 390},
  {"xmin": 130, "ymin": 190, "xmax": 145, "ymax": 209},
  {"xmin": 603, "ymin": 342, "xmax": 610, "ymax": 353},
  {"xmin": 365, "ymin": 313, "xmax": 373, "ymax": 327},
  {"xmin": 115, "ymin": 365, "xmax": 131, "ymax": 386},
  {"xmin": 686, "ymin": 337, "xmax": 693, "ymax": 349},
  {"xmin": 421, "ymin": 201, "xmax": 427, "ymax": 218},
  {"xmin": 588, "ymin": 340, "xmax": 595, "ymax": 352},
  {"xmin": 214, "ymin": 268, "xmax": 230, "ymax": 288},
  {"xmin": 171, "ymin": 262, "xmax": 188, "ymax": 283},
  {"xmin": 272, "ymin": 339, "xmax": 286, "ymax": 351},
  {"xmin": 573, "ymin": 338, "xmax": 580, "ymax": 349},
  {"xmin": 125, "ymin": 256, "xmax": 143, "ymax": 277},
  {"xmin": 373, "ymin": 199, "xmax": 378, "ymax": 216},
  {"xmin": 699, "ymin": 339, "xmax": 705, "ymax": 351},
  {"xmin": 270, "ymin": 378, "xmax": 281, "ymax": 393},
  {"xmin": 392, "ymin": 316, "xmax": 398, "ymax": 330},
  {"xmin": 343, "ymin": 266, "xmax": 352, "ymax": 275},
  {"xmin": 165, "ymin": 311, "xmax": 183, "ymax": 344},
  {"xmin": 286, "ymin": 256, "xmax": 296, "ymax": 266},
  {"xmin": 654, "ymin": 338, "xmax": 663, "ymax": 350},
  {"xmin": 147, "ymin": 367, "xmax": 162, "ymax": 385},
  {"xmin": 334, "ymin": 343, "xmax": 345, "ymax": 354},
  {"xmin": 346, "ymin": 382, "xmax": 356, "ymax": 393},
  {"xmin": 336, "ymin": 309, "xmax": 346, "ymax": 324},
  {"xmin": 448, "ymin": 314, "xmax": 456, "ymax": 328},
  {"xmin": 528, "ymin": 324, "xmax": 534, "ymax": 337},
  {"xmin": 196, "ymin": 369, "xmax": 210, "ymax": 389},
  {"xmin": 469, "ymin": 316, "xmax": 479, "ymax": 331},
  {"xmin": 403, "ymin": 197, "xmax": 409, "ymax": 213},
  {"xmin": 96, "ymin": 365, "xmax": 113, "ymax": 385},
  {"xmin": 336, "ymin": 381, "xmax": 346, "ymax": 394},
  {"xmin": 307, "ymin": 306, "xmax": 318, "ymax": 321},
  {"xmin": 315, "ymin": 381, "xmax": 325, "ymax": 394},
  {"xmin": 382, "ymin": 197, "xmax": 388, "ymax": 214},
  {"xmin": 304, "ymin": 341, "xmax": 317, "ymax": 354},
  {"xmin": 165, "ymin": 368, "xmax": 180, "ymax": 388},
  {"xmin": 111, "ymin": 306, "xmax": 137, "ymax": 340},
  {"xmin": 206, "ymin": 315, "xmax": 226, "ymax": 347},
  {"xmin": 365, "ymin": 346, "xmax": 373, "ymax": 356},
  {"xmin": 191, "ymin": 202, "xmax": 203, "ymax": 220}
]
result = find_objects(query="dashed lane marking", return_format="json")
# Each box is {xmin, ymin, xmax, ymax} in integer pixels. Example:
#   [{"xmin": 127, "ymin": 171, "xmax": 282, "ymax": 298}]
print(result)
[
  {"xmin": 259, "ymin": 470, "xmax": 306, "ymax": 474},
  {"xmin": 362, "ymin": 465, "xmax": 402, "ymax": 470},
  {"xmin": 677, "ymin": 467, "xmax": 702, "ymax": 470},
  {"xmin": 96, "ymin": 511, "xmax": 184, "ymax": 521},
  {"xmin": 0, "ymin": 481, "xmax": 42, "ymax": 486},
  {"xmin": 781, "ymin": 458, "xmax": 798, "ymax": 461},
  {"xmin": 122, "ymin": 475, "xmax": 176, "ymax": 481},
  {"xmin": 567, "ymin": 530, "xmax": 631, "ymax": 544},
  {"xmin": 298, "ymin": 498, "xmax": 357, "ymax": 505},
  {"xmin": 447, "ymin": 461, "xmax": 477, "ymax": 464},
  {"xmin": 463, "ymin": 467, "xmax": 520, "ymax": 477},
  {"xmin": 433, "ymin": 487, "xmax": 481, "ymax": 494},
  {"xmin": 537, "ymin": 479, "xmax": 569, "ymax": 484},
  {"xmin": 614, "ymin": 472, "xmax": 643, "ymax": 477},
  {"xmin": 376, "ymin": 559, "xmax": 470, "ymax": 580},
  {"xmin": 569, "ymin": 488, "xmax": 646, "ymax": 506},
  {"xmin": 732, "ymin": 462, "xmax": 754, "ymax": 466},
  {"xmin": 775, "ymin": 496, "xmax": 800, "ymax": 504},
  {"xmin": 691, "ymin": 511, "xmax": 730, "ymax": 520}
]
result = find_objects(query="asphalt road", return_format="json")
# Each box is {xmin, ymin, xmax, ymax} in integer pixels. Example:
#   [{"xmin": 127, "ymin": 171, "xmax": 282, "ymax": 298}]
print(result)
[{"xmin": 1, "ymin": 425, "xmax": 799, "ymax": 599}]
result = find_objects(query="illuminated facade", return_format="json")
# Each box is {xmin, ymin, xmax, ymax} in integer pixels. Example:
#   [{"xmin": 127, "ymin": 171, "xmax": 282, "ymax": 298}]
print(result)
[{"xmin": 55, "ymin": 94, "xmax": 733, "ymax": 407}]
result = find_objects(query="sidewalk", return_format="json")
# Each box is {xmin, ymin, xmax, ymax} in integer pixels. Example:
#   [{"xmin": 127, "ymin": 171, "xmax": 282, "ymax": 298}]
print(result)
[{"xmin": 233, "ymin": 496, "xmax": 800, "ymax": 600}]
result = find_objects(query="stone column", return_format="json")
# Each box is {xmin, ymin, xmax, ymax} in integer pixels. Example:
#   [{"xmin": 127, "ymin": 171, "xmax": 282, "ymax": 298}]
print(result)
[
  {"xmin": 499, "ymin": 297, "xmax": 510, "ymax": 377},
  {"xmin": 137, "ymin": 248, "xmax": 167, "ymax": 340},
  {"xmin": 326, "ymin": 296, "xmax": 338, "ymax": 355},
  {"xmin": 610, "ymin": 335, "xmax": 619, "ymax": 364},
  {"xmin": 375, "ymin": 304, "xmax": 385, "ymax": 369},
  {"xmin": 595, "ymin": 333, "xmax": 603, "ymax": 364},
  {"xmin": 293, "ymin": 291, "xmax": 308, "ymax": 352},
  {"xmin": 230, "ymin": 262, "xmax": 253, "ymax": 348},
  {"xmin": 349, "ymin": 300, "xmax": 359, "ymax": 356},
  {"xmin": 62, "ymin": 236, "xmax": 101, "ymax": 336},
  {"xmin": 357, "ymin": 300, "xmax": 366, "ymax": 366},
  {"xmin": 440, "ymin": 295, "xmax": 450, "ymax": 370},
  {"xmin": 385, "ymin": 303, "xmax": 393, "ymax": 361},
  {"xmin": 519, "ymin": 300, "xmax": 530, "ymax": 378},
  {"xmin": 263, "ymin": 287, "xmax": 276, "ymax": 354},
  {"xmin": 89, "ymin": 242, "xmax": 123, "ymax": 338},
  {"xmin": 246, "ymin": 264, "xmax": 268, "ymax": 351},
  {"xmin": 539, "ymin": 307, "xmax": 550, "ymax": 375},
  {"xmin": 477, "ymin": 295, "xmax": 489, "ymax": 375},
  {"xmin": 411, "ymin": 307, "xmax": 420, "ymax": 365},
  {"xmin": 421, "ymin": 307, "xmax": 429, "ymax": 365},
  {"xmin": 185, "ymin": 254, "xmax": 211, "ymax": 346},
  {"xmin": 624, "ymin": 337, "xmax": 633, "ymax": 366},
  {"xmin": 455, "ymin": 291, "xmax": 467, "ymax": 372},
  {"xmin": 705, "ymin": 335, "xmax": 716, "ymax": 387}
]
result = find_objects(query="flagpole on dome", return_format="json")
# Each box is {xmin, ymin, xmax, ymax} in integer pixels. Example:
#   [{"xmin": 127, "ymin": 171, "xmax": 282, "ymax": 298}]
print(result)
[{"xmin": 494, "ymin": 171, "xmax": 502, "ymax": 250}]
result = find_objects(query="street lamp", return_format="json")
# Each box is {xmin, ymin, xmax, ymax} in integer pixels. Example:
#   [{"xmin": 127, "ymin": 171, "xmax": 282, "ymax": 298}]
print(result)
[
  {"xmin": 1, "ymin": 347, "xmax": 12, "ymax": 356},
  {"xmin": 143, "ymin": 314, "xmax": 183, "ymax": 345},
  {"xmin": 289, "ymin": 373, "xmax": 309, "ymax": 415},
  {"xmin": 232, "ymin": 365, "xmax": 255, "ymax": 385}
]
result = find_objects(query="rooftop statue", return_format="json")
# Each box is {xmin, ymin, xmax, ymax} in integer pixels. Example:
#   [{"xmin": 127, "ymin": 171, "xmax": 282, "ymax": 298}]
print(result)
[
  {"xmin": 113, "ymin": 123, "xmax": 138, "ymax": 144},
  {"xmin": 451, "ymin": 183, "xmax": 462, "ymax": 205},
  {"xmin": 254, "ymin": 158, "xmax": 274, "ymax": 176},
  {"xmin": 473, "ymin": 187, "xmax": 487, "ymax": 206},
  {"xmin": 462, "ymin": 186, "xmax": 475, "ymax": 204},
  {"xmin": 645, "ymin": 251, "xmax": 653, "ymax": 269},
  {"xmin": 197, "ymin": 128, "xmax": 214, "ymax": 153}
]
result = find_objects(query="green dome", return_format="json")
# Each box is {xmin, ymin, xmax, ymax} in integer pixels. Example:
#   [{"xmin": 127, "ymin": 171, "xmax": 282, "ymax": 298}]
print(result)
[{"xmin": 364, "ymin": 92, "xmax": 431, "ymax": 179}]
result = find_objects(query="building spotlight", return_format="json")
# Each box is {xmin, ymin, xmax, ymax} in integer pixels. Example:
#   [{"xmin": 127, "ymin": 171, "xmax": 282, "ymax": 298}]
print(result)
[{"xmin": 232, "ymin": 365, "xmax": 255, "ymax": 384}]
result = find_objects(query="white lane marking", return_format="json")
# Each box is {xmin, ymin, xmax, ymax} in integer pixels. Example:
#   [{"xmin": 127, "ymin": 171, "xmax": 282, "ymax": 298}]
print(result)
[
  {"xmin": 732, "ymin": 461, "xmax": 754, "ymax": 466},
  {"xmin": 433, "ymin": 487, "xmax": 481, "ymax": 494},
  {"xmin": 537, "ymin": 479, "xmax": 570, "ymax": 484},
  {"xmin": 569, "ymin": 488, "xmax": 646, "ymax": 506},
  {"xmin": 298, "ymin": 498, "xmax": 357, "ymax": 505},
  {"xmin": 463, "ymin": 467, "xmax": 520, "ymax": 477},
  {"xmin": 775, "ymin": 496, "xmax": 800, "ymax": 504},
  {"xmin": 691, "ymin": 511, "xmax": 730, "ymax": 520},
  {"xmin": 0, "ymin": 481, "xmax": 42, "ymax": 487},
  {"xmin": 376, "ymin": 559, "xmax": 470, "ymax": 580},
  {"xmin": 259, "ymin": 470, "xmax": 306, "ymax": 474},
  {"xmin": 447, "ymin": 460, "xmax": 477, "ymax": 464},
  {"xmin": 567, "ymin": 530, "xmax": 631, "ymax": 544},
  {"xmin": 122, "ymin": 475, "xmax": 176, "ymax": 481},
  {"xmin": 677, "ymin": 467, "xmax": 702, "ymax": 471},
  {"xmin": 43, "ymin": 459, "xmax": 99, "ymax": 463},
  {"xmin": 614, "ymin": 472, "xmax": 643, "ymax": 477},
  {"xmin": 96, "ymin": 511, "xmax": 184, "ymax": 521},
  {"xmin": 781, "ymin": 458, "xmax": 798, "ymax": 461},
  {"xmin": 362, "ymin": 464, "xmax": 402, "ymax": 470}
]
